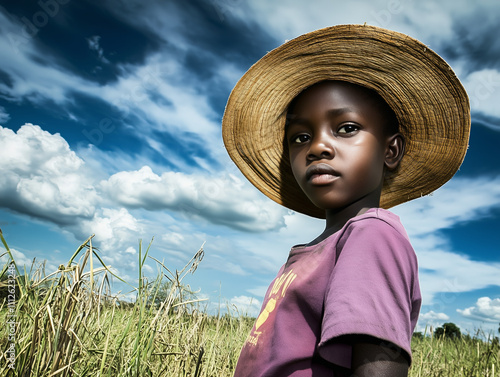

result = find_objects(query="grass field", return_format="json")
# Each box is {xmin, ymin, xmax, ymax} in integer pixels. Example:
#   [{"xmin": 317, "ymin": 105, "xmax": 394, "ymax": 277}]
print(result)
[{"xmin": 0, "ymin": 234, "xmax": 498, "ymax": 376}]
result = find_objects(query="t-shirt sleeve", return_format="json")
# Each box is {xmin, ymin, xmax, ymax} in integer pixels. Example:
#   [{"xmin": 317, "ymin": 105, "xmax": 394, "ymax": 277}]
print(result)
[{"xmin": 318, "ymin": 217, "xmax": 420, "ymax": 369}]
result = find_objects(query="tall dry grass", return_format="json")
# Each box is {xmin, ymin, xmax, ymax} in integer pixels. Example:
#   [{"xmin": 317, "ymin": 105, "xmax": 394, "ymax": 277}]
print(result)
[
  {"xmin": 0, "ymin": 233, "xmax": 498, "ymax": 376},
  {"xmin": 410, "ymin": 329, "xmax": 499, "ymax": 377},
  {"xmin": 0, "ymin": 234, "xmax": 250, "ymax": 376}
]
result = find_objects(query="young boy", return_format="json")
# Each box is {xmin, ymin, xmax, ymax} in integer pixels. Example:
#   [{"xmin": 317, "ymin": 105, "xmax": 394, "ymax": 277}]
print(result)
[{"xmin": 222, "ymin": 25, "xmax": 470, "ymax": 376}]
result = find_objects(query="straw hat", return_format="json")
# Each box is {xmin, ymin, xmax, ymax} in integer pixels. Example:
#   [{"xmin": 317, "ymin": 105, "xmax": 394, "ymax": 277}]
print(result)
[{"xmin": 222, "ymin": 24, "xmax": 470, "ymax": 218}]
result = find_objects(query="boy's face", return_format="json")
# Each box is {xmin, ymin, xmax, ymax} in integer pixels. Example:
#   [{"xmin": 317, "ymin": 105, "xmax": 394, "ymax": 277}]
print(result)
[{"xmin": 286, "ymin": 81, "xmax": 400, "ymax": 214}]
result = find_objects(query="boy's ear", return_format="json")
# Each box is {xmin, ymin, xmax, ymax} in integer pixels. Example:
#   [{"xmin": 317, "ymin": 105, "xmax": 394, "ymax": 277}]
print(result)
[{"xmin": 385, "ymin": 133, "xmax": 405, "ymax": 171}]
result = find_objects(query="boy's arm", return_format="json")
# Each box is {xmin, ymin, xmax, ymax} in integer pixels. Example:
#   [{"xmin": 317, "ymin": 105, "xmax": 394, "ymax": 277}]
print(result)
[{"xmin": 351, "ymin": 342, "xmax": 408, "ymax": 377}]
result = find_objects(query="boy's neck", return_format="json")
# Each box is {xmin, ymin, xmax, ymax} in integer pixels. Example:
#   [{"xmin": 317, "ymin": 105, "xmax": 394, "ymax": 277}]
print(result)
[
  {"xmin": 310, "ymin": 202, "xmax": 379, "ymax": 245},
  {"xmin": 326, "ymin": 206, "xmax": 373, "ymax": 231}
]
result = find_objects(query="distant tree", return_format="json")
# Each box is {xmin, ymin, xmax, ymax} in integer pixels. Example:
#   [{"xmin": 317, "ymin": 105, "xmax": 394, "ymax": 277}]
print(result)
[
  {"xmin": 434, "ymin": 322, "xmax": 461, "ymax": 340},
  {"xmin": 492, "ymin": 336, "xmax": 499, "ymax": 348},
  {"xmin": 412, "ymin": 332, "xmax": 424, "ymax": 340},
  {"xmin": 461, "ymin": 333, "xmax": 473, "ymax": 343}
]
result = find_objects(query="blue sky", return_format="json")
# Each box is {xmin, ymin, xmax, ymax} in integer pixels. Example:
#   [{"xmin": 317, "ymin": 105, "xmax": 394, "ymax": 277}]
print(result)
[{"xmin": 1, "ymin": 0, "xmax": 500, "ymax": 335}]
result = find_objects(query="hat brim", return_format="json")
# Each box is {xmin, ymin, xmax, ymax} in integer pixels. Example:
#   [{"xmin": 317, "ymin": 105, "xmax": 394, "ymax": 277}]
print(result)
[{"xmin": 222, "ymin": 24, "xmax": 471, "ymax": 218}]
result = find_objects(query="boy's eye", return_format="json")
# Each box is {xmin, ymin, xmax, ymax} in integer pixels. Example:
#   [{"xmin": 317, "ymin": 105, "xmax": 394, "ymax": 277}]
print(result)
[
  {"xmin": 291, "ymin": 134, "xmax": 310, "ymax": 144},
  {"xmin": 337, "ymin": 124, "xmax": 359, "ymax": 134}
]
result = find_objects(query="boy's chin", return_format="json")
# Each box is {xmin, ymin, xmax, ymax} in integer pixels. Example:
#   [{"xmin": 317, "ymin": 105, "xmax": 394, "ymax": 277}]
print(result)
[{"xmin": 305, "ymin": 195, "xmax": 347, "ymax": 212}]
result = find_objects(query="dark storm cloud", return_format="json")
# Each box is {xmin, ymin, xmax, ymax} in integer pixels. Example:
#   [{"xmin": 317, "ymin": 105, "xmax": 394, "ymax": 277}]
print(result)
[
  {"xmin": 1, "ymin": 0, "xmax": 162, "ymax": 85},
  {"xmin": 100, "ymin": 0, "xmax": 277, "ymax": 68},
  {"xmin": 437, "ymin": 8, "xmax": 500, "ymax": 73}
]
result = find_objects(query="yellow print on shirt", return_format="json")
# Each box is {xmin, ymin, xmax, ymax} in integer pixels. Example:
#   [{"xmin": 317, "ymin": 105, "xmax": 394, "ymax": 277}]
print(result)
[{"xmin": 246, "ymin": 269, "xmax": 297, "ymax": 346}]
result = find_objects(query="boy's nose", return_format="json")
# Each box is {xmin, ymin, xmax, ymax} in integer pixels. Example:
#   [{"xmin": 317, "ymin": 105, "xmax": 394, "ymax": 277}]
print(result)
[{"xmin": 307, "ymin": 134, "xmax": 334, "ymax": 160}]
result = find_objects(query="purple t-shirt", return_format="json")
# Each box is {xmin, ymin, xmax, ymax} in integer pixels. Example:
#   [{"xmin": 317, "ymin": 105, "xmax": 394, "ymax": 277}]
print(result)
[{"xmin": 233, "ymin": 208, "xmax": 421, "ymax": 377}]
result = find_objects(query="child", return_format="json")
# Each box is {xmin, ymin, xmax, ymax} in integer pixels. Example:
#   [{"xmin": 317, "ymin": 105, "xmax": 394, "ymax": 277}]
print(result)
[{"xmin": 222, "ymin": 24, "xmax": 470, "ymax": 376}]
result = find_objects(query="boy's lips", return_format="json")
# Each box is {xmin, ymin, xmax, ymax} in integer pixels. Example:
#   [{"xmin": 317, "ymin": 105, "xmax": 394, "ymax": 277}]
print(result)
[{"xmin": 306, "ymin": 163, "xmax": 339, "ymax": 185}]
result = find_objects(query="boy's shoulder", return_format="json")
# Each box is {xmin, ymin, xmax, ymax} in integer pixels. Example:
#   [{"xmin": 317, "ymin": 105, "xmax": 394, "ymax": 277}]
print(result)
[{"xmin": 343, "ymin": 208, "xmax": 410, "ymax": 243}]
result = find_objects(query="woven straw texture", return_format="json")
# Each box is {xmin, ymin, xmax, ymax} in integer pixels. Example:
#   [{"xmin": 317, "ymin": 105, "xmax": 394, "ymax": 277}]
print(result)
[{"xmin": 222, "ymin": 24, "xmax": 470, "ymax": 218}]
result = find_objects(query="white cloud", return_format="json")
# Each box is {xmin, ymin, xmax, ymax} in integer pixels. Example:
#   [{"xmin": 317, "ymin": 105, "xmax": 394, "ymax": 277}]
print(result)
[
  {"xmin": 77, "ymin": 207, "xmax": 142, "ymax": 254},
  {"xmin": 0, "ymin": 247, "xmax": 32, "ymax": 269},
  {"xmin": 229, "ymin": 0, "xmax": 459, "ymax": 43},
  {"xmin": 229, "ymin": 0, "xmax": 500, "ymax": 50},
  {"xmin": 161, "ymin": 231, "xmax": 186, "ymax": 248},
  {"xmin": 230, "ymin": 295, "xmax": 262, "ymax": 317},
  {"xmin": 393, "ymin": 176, "xmax": 500, "ymax": 237},
  {"xmin": 415, "ymin": 310, "xmax": 450, "ymax": 334},
  {"xmin": 61, "ymin": 207, "xmax": 147, "ymax": 282},
  {"xmin": 101, "ymin": 166, "xmax": 286, "ymax": 232},
  {"xmin": 0, "ymin": 106, "xmax": 10, "ymax": 124},
  {"xmin": 420, "ymin": 311, "xmax": 450, "ymax": 321},
  {"xmin": 0, "ymin": 124, "xmax": 98, "ymax": 224},
  {"xmin": 86, "ymin": 35, "xmax": 110, "ymax": 64},
  {"xmin": 86, "ymin": 53, "xmax": 228, "ymax": 165},
  {"xmin": 124, "ymin": 246, "xmax": 136, "ymax": 255},
  {"xmin": 457, "ymin": 297, "xmax": 500, "ymax": 323},
  {"xmin": 463, "ymin": 69, "xmax": 500, "ymax": 124}
]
